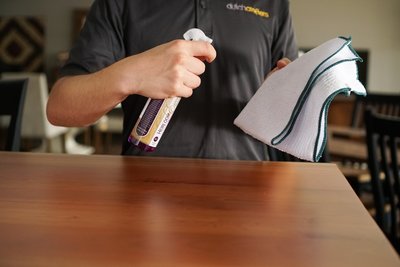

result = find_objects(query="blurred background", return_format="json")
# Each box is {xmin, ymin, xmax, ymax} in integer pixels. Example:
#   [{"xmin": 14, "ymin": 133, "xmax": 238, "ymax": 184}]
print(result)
[
  {"xmin": 1, "ymin": 0, "xmax": 399, "ymax": 93},
  {"xmin": 0, "ymin": 0, "xmax": 399, "ymax": 155}
]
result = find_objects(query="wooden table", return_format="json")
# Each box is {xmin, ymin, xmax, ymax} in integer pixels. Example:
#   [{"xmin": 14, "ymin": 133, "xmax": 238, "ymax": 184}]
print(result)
[{"xmin": 0, "ymin": 152, "xmax": 399, "ymax": 267}]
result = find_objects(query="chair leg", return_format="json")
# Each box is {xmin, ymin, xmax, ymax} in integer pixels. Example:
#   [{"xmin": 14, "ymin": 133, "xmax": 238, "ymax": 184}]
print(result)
[
  {"xmin": 94, "ymin": 129, "xmax": 103, "ymax": 154},
  {"xmin": 64, "ymin": 128, "xmax": 95, "ymax": 155}
]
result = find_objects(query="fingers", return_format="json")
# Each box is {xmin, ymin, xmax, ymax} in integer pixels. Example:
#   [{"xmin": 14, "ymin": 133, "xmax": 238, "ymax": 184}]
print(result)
[
  {"xmin": 184, "ymin": 56, "xmax": 206, "ymax": 75},
  {"xmin": 182, "ymin": 69, "xmax": 201, "ymax": 89},
  {"xmin": 165, "ymin": 40, "xmax": 214, "ymax": 97},
  {"xmin": 183, "ymin": 40, "xmax": 216, "ymax": 63},
  {"xmin": 276, "ymin": 57, "xmax": 291, "ymax": 69},
  {"xmin": 266, "ymin": 58, "xmax": 292, "ymax": 79},
  {"xmin": 179, "ymin": 84, "xmax": 195, "ymax": 98},
  {"xmin": 129, "ymin": 40, "xmax": 216, "ymax": 99},
  {"xmin": 169, "ymin": 66, "xmax": 201, "ymax": 98},
  {"xmin": 170, "ymin": 40, "xmax": 217, "ymax": 63},
  {"xmin": 191, "ymin": 41, "xmax": 217, "ymax": 63}
]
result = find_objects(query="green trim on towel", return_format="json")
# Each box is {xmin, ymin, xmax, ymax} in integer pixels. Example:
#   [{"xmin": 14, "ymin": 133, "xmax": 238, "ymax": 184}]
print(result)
[
  {"xmin": 313, "ymin": 88, "xmax": 366, "ymax": 161},
  {"xmin": 313, "ymin": 88, "xmax": 348, "ymax": 161},
  {"xmin": 271, "ymin": 37, "xmax": 363, "ymax": 147}
]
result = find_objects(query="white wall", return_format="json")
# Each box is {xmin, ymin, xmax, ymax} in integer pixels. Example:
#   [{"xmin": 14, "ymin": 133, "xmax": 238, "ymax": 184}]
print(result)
[
  {"xmin": 1, "ymin": 0, "xmax": 399, "ymax": 93},
  {"xmin": 290, "ymin": 0, "xmax": 400, "ymax": 93}
]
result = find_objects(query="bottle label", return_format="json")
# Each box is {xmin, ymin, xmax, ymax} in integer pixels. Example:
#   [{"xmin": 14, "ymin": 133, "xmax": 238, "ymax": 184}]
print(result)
[{"xmin": 129, "ymin": 97, "xmax": 181, "ymax": 147}]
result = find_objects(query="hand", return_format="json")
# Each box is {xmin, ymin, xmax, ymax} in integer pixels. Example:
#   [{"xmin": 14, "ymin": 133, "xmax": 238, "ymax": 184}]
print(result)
[
  {"xmin": 266, "ymin": 57, "xmax": 291, "ymax": 78},
  {"xmin": 113, "ymin": 39, "xmax": 217, "ymax": 99}
]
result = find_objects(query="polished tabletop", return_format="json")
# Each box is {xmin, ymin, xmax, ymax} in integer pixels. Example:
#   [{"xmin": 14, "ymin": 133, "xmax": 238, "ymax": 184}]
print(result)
[{"xmin": 0, "ymin": 152, "xmax": 399, "ymax": 266}]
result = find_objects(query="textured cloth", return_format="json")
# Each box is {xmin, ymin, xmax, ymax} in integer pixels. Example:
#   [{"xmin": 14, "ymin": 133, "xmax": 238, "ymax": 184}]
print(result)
[{"xmin": 234, "ymin": 37, "xmax": 367, "ymax": 162}]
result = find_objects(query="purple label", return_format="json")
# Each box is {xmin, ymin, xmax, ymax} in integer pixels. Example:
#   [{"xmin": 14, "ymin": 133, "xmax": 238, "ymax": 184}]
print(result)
[{"xmin": 136, "ymin": 99, "xmax": 164, "ymax": 136}]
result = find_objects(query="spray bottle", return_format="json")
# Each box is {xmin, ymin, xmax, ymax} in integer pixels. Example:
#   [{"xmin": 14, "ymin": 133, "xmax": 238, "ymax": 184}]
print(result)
[{"xmin": 128, "ymin": 28, "xmax": 213, "ymax": 151}]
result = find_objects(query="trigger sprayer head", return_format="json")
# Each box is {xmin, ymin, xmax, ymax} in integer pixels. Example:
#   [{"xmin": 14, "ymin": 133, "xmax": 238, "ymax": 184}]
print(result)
[{"xmin": 183, "ymin": 28, "xmax": 213, "ymax": 43}]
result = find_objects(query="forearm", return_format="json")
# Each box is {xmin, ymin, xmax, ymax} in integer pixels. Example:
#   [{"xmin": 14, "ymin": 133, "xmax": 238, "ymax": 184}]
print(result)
[
  {"xmin": 47, "ymin": 69, "xmax": 127, "ymax": 127},
  {"xmin": 47, "ymin": 40, "xmax": 216, "ymax": 127}
]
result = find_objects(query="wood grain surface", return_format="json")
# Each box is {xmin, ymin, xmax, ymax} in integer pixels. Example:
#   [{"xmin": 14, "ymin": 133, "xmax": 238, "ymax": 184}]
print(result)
[{"xmin": 0, "ymin": 152, "xmax": 398, "ymax": 267}]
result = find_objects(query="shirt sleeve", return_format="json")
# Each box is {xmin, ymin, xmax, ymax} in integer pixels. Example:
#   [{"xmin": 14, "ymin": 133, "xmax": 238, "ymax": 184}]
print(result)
[
  {"xmin": 270, "ymin": 0, "xmax": 298, "ymax": 66},
  {"xmin": 60, "ymin": 0, "xmax": 125, "ymax": 77}
]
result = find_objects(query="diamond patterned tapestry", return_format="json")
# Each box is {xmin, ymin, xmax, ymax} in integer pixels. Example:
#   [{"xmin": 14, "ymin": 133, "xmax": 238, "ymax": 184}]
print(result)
[{"xmin": 0, "ymin": 16, "xmax": 45, "ymax": 72}]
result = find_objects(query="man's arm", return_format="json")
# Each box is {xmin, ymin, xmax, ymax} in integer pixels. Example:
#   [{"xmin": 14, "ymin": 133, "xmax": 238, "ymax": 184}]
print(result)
[{"xmin": 47, "ymin": 40, "xmax": 216, "ymax": 127}]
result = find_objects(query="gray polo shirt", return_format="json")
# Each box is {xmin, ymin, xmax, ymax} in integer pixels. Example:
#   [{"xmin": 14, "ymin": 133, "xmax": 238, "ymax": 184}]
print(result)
[{"xmin": 61, "ymin": 0, "xmax": 298, "ymax": 160}]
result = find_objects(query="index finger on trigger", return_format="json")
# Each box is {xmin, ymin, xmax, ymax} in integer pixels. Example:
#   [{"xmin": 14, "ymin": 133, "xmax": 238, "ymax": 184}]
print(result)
[{"xmin": 189, "ymin": 41, "xmax": 217, "ymax": 63}]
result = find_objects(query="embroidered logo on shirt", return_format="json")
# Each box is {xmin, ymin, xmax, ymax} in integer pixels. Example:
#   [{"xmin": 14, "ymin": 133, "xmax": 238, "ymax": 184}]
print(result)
[{"xmin": 226, "ymin": 3, "xmax": 269, "ymax": 18}]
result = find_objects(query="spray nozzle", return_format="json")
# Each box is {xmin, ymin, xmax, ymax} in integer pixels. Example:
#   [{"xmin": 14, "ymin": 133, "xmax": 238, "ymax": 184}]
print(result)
[{"xmin": 183, "ymin": 28, "xmax": 213, "ymax": 43}]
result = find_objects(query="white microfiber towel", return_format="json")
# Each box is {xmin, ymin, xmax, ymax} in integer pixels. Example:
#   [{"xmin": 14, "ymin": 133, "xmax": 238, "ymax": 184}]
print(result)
[{"xmin": 234, "ymin": 37, "xmax": 367, "ymax": 162}]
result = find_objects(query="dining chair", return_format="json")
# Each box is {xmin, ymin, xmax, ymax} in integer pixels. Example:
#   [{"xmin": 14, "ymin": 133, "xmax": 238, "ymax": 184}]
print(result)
[
  {"xmin": 1, "ymin": 72, "xmax": 69, "ymax": 152},
  {"xmin": 93, "ymin": 104, "xmax": 123, "ymax": 154},
  {"xmin": 0, "ymin": 79, "xmax": 28, "ymax": 151},
  {"xmin": 352, "ymin": 93, "xmax": 400, "ymax": 127},
  {"xmin": 1, "ymin": 72, "xmax": 94, "ymax": 154},
  {"xmin": 328, "ymin": 93, "xmax": 400, "ymax": 193},
  {"xmin": 365, "ymin": 108, "xmax": 400, "ymax": 253}
]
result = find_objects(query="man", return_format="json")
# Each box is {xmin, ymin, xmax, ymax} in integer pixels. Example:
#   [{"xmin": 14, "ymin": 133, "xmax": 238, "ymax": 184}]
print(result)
[{"xmin": 47, "ymin": 0, "xmax": 297, "ymax": 160}]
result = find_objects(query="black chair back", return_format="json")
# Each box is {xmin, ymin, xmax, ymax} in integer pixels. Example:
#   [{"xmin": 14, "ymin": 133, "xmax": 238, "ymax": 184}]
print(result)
[
  {"xmin": 0, "ymin": 79, "xmax": 28, "ymax": 151},
  {"xmin": 352, "ymin": 93, "xmax": 400, "ymax": 128},
  {"xmin": 365, "ymin": 108, "xmax": 400, "ymax": 252}
]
